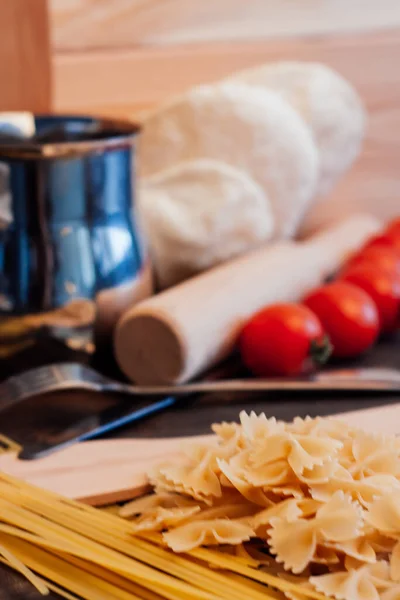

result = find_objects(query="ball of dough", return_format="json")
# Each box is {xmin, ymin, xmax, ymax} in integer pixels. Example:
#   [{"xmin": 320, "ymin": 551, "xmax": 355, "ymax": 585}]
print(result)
[
  {"xmin": 227, "ymin": 61, "xmax": 366, "ymax": 197},
  {"xmin": 139, "ymin": 159, "xmax": 274, "ymax": 288},
  {"xmin": 139, "ymin": 82, "xmax": 318, "ymax": 240}
]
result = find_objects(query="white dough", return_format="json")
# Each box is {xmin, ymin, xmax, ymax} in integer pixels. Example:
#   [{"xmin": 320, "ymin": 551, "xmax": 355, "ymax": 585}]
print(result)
[
  {"xmin": 227, "ymin": 61, "xmax": 366, "ymax": 197},
  {"xmin": 139, "ymin": 83, "xmax": 319, "ymax": 239},
  {"xmin": 139, "ymin": 159, "xmax": 274, "ymax": 288}
]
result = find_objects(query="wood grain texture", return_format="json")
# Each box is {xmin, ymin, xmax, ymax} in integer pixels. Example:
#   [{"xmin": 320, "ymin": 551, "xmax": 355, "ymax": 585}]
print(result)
[
  {"xmin": 0, "ymin": 0, "xmax": 51, "ymax": 112},
  {"xmin": 53, "ymin": 31, "xmax": 399, "ymax": 112},
  {"xmin": 51, "ymin": 0, "xmax": 400, "ymax": 51}
]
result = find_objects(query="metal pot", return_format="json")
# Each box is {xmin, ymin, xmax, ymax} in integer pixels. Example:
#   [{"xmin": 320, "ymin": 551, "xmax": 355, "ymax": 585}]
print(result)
[{"xmin": 0, "ymin": 114, "xmax": 152, "ymax": 358}]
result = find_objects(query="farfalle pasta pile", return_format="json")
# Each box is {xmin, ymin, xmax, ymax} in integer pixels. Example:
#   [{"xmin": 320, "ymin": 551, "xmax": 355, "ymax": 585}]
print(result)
[{"xmin": 122, "ymin": 412, "xmax": 400, "ymax": 600}]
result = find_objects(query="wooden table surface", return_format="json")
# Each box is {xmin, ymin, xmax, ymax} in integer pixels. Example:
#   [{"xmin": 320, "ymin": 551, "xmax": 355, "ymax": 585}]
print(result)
[{"xmin": 2, "ymin": 336, "xmax": 400, "ymax": 598}]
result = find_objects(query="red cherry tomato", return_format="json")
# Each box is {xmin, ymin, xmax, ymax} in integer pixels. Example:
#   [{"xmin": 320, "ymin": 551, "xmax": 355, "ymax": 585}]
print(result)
[
  {"xmin": 341, "ymin": 265, "xmax": 400, "ymax": 333},
  {"xmin": 363, "ymin": 234, "xmax": 400, "ymax": 255},
  {"xmin": 341, "ymin": 245, "xmax": 400, "ymax": 277},
  {"xmin": 239, "ymin": 303, "xmax": 331, "ymax": 377},
  {"xmin": 303, "ymin": 282, "xmax": 379, "ymax": 358},
  {"xmin": 385, "ymin": 218, "xmax": 400, "ymax": 239}
]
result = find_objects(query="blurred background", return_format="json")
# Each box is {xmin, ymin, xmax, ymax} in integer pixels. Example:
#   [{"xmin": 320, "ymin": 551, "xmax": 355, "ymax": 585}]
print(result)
[{"xmin": 2, "ymin": 0, "xmax": 399, "ymax": 226}]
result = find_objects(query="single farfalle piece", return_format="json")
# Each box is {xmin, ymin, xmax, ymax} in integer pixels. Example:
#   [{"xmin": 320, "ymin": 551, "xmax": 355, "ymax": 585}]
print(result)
[
  {"xmin": 251, "ymin": 498, "xmax": 302, "ymax": 537},
  {"xmin": 347, "ymin": 431, "xmax": 400, "ymax": 479},
  {"xmin": 310, "ymin": 569, "xmax": 377, "ymax": 600},
  {"xmin": 311, "ymin": 470, "xmax": 398, "ymax": 508},
  {"xmin": 210, "ymin": 423, "xmax": 247, "ymax": 460},
  {"xmin": 220, "ymin": 446, "xmax": 303, "ymax": 498},
  {"xmin": 268, "ymin": 491, "xmax": 362, "ymax": 573},
  {"xmin": 366, "ymin": 491, "xmax": 400, "ymax": 534},
  {"xmin": 366, "ymin": 530, "xmax": 396, "ymax": 553},
  {"xmin": 310, "ymin": 464, "xmax": 352, "ymax": 503},
  {"xmin": 184, "ymin": 439, "xmax": 239, "ymax": 473},
  {"xmin": 216, "ymin": 457, "xmax": 273, "ymax": 506},
  {"xmin": 288, "ymin": 435, "xmax": 343, "ymax": 475},
  {"xmin": 297, "ymin": 461, "xmax": 337, "ymax": 485},
  {"xmin": 298, "ymin": 498, "xmax": 323, "ymax": 518},
  {"xmin": 212, "ymin": 421, "xmax": 239, "ymax": 440},
  {"xmin": 316, "ymin": 491, "xmax": 363, "ymax": 542},
  {"xmin": 212, "ymin": 421, "xmax": 244, "ymax": 453},
  {"xmin": 286, "ymin": 416, "xmax": 316, "ymax": 435},
  {"xmin": 310, "ymin": 561, "xmax": 391, "ymax": 600},
  {"xmin": 156, "ymin": 447, "xmax": 222, "ymax": 501},
  {"xmin": 287, "ymin": 416, "xmax": 354, "ymax": 442},
  {"xmin": 150, "ymin": 468, "xmax": 215, "ymax": 505},
  {"xmin": 163, "ymin": 518, "xmax": 255, "ymax": 552},
  {"xmin": 333, "ymin": 537, "xmax": 376, "ymax": 564},
  {"xmin": 239, "ymin": 411, "xmax": 285, "ymax": 441},
  {"xmin": 184, "ymin": 440, "xmax": 219, "ymax": 463},
  {"xmin": 250, "ymin": 433, "xmax": 290, "ymax": 467},
  {"xmin": 355, "ymin": 475, "xmax": 400, "ymax": 506},
  {"xmin": 250, "ymin": 430, "xmax": 342, "ymax": 475},
  {"xmin": 312, "ymin": 419, "xmax": 357, "ymax": 442},
  {"xmin": 244, "ymin": 458, "xmax": 294, "ymax": 488},
  {"xmin": 269, "ymin": 516, "xmax": 317, "ymax": 573}
]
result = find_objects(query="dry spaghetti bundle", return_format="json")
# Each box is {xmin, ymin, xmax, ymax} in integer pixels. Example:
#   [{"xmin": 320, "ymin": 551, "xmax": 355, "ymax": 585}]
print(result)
[
  {"xmin": 0, "ymin": 469, "xmax": 328, "ymax": 600},
  {"xmin": 122, "ymin": 412, "xmax": 400, "ymax": 600}
]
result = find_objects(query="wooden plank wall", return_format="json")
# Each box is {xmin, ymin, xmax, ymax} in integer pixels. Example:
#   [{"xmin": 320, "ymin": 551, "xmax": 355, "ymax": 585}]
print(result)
[
  {"xmin": 0, "ymin": 0, "xmax": 51, "ymax": 112},
  {"xmin": 49, "ymin": 0, "xmax": 400, "ymax": 226},
  {"xmin": 50, "ymin": 0, "xmax": 400, "ymax": 115},
  {"xmin": 51, "ymin": 0, "xmax": 400, "ymax": 50}
]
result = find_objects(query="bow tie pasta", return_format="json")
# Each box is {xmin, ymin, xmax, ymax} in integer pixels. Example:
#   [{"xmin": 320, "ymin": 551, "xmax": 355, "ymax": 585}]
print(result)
[{"xmin": 121, "ymin": 411, "xmax": 400, "ymax": 600}]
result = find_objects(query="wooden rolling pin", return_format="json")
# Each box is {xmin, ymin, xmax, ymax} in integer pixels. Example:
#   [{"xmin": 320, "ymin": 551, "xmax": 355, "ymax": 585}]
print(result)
[{"xmin": 115, "ymin": 214, "xmax": 381, "ymax": 385}]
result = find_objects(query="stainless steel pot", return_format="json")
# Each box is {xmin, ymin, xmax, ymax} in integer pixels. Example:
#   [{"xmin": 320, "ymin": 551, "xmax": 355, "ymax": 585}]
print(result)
[{"xmin": 0, "ymin": 114, "xmax": 152, "ymax": 358}]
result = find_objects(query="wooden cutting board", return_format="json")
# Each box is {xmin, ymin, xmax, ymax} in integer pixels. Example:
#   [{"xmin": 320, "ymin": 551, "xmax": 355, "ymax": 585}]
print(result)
[{"xmin": 1, "ymin": 402, "xmax": 399, "ymax": 506}]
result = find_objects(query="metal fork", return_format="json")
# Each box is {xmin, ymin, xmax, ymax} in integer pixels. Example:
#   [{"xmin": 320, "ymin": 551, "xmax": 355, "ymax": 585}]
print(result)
[{"xmin": 2, "ymin": 362, "xmax": 400, "ymax": 414}]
